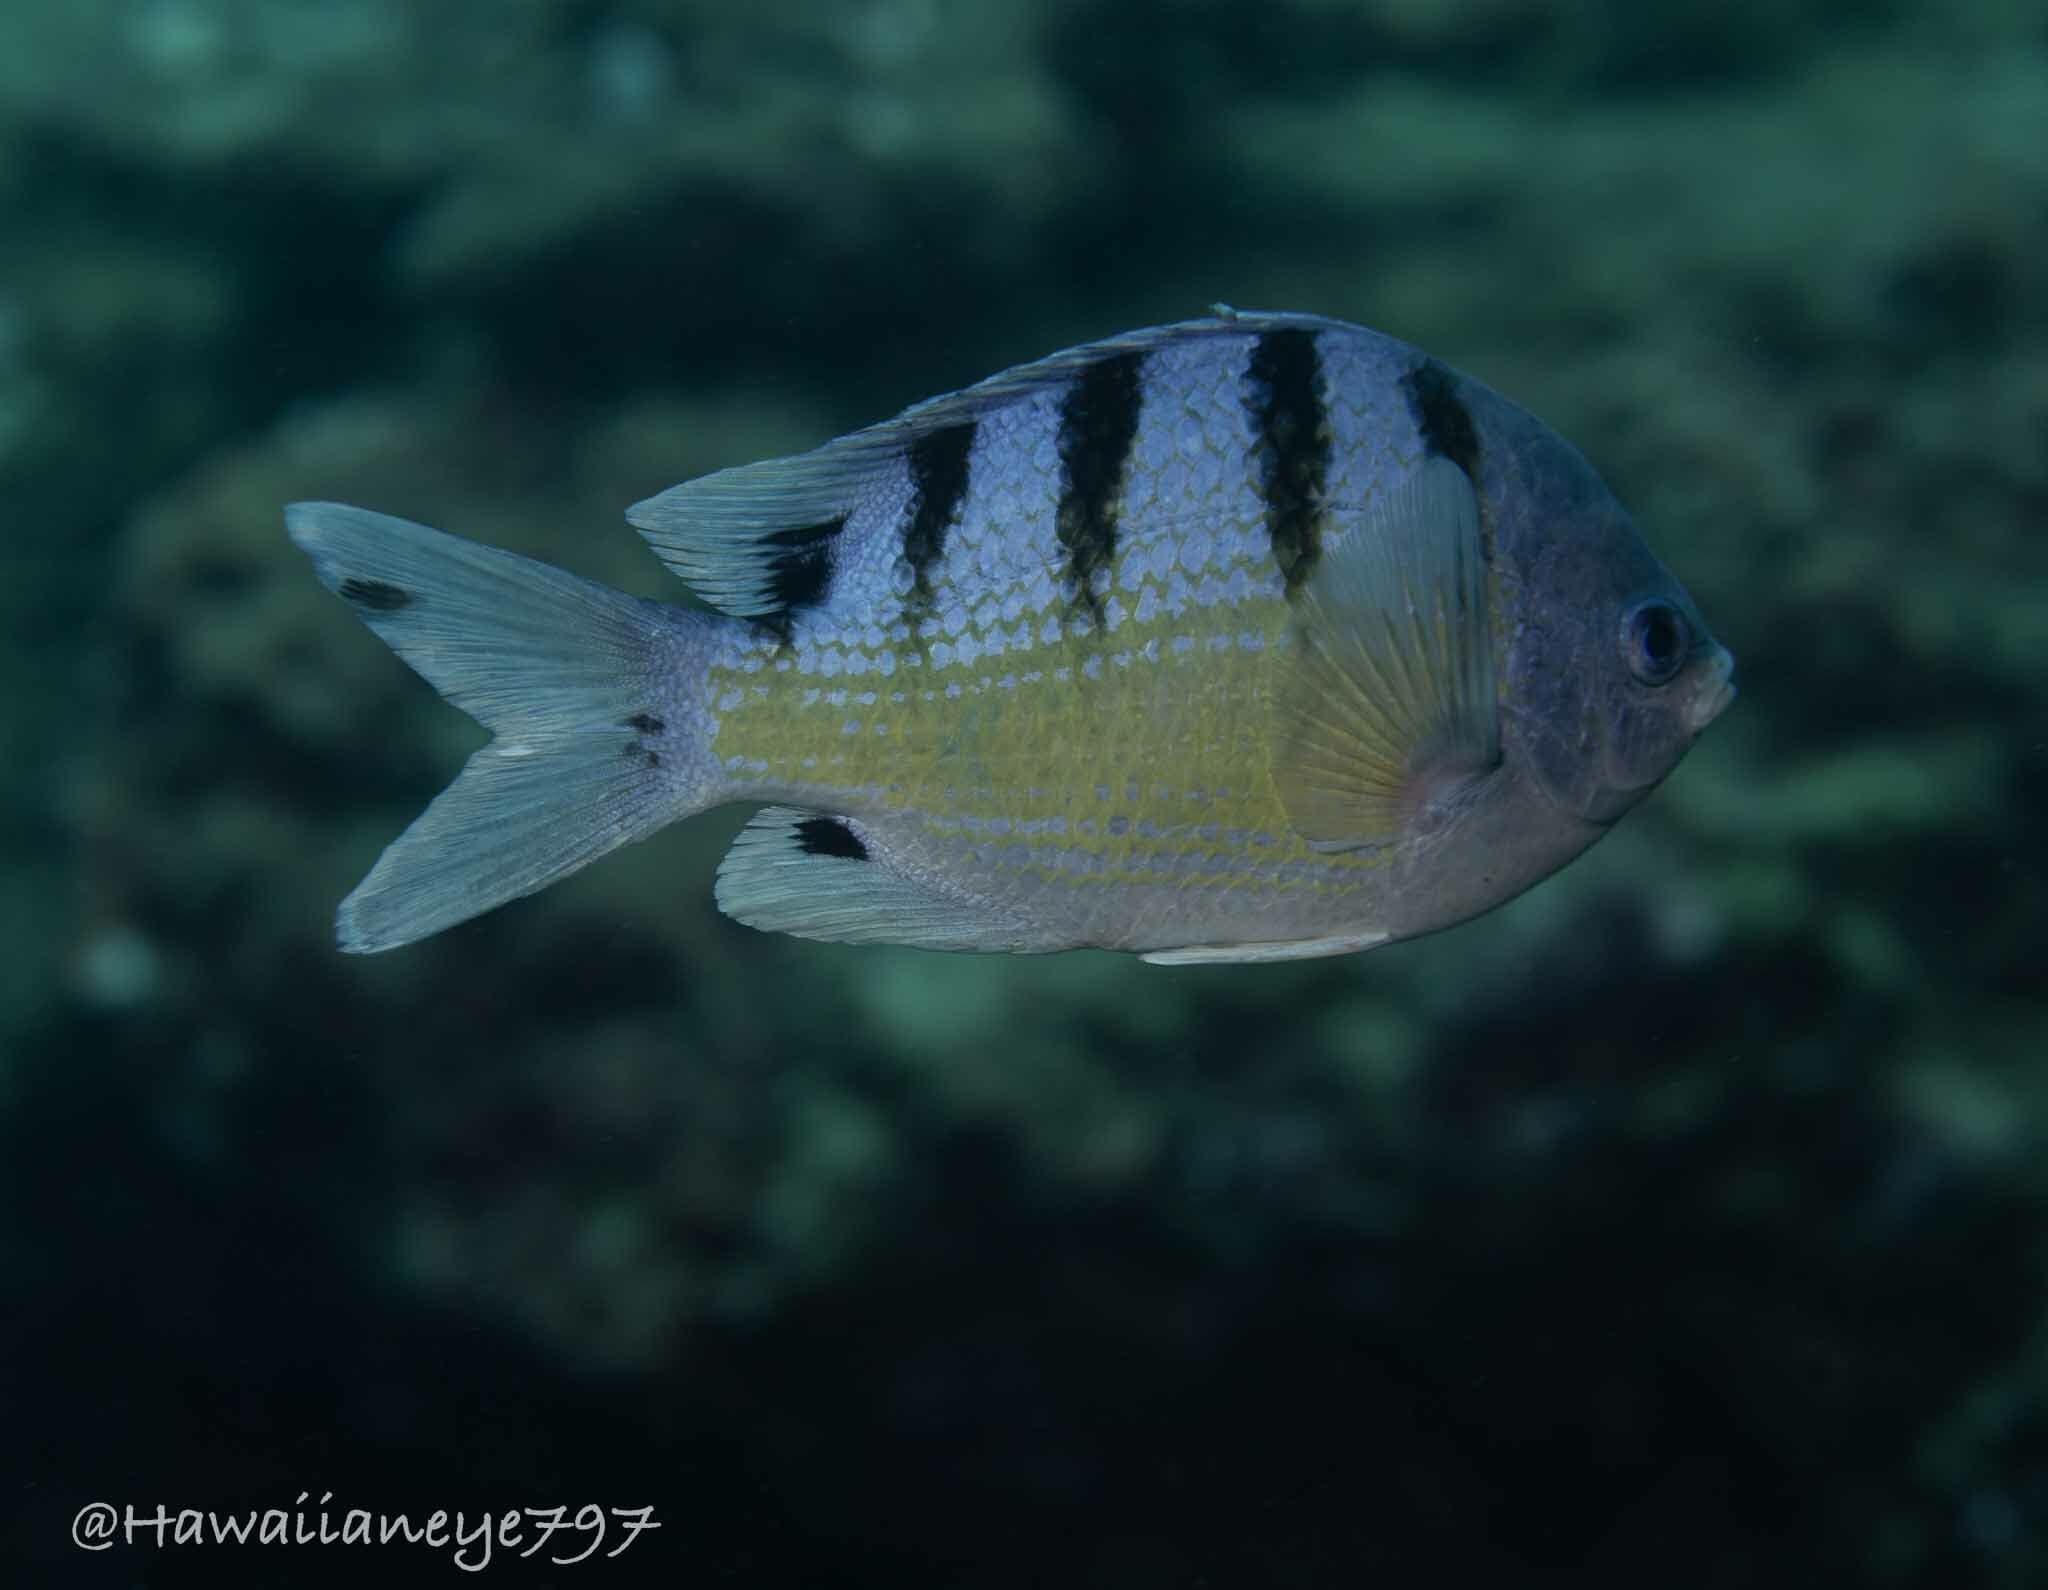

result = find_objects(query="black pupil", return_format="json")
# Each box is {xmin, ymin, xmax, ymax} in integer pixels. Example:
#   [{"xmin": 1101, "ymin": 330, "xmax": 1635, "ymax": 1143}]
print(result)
[{"xmin": 1638, "ymin": 606, "xmax": 1681, "ymax": 668}]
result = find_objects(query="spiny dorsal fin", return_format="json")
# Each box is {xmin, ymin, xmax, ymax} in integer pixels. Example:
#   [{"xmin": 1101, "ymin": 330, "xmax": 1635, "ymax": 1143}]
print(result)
[{"xmin": 1273, "ymin": 455, "xmax": 1500, "ymax": 850}]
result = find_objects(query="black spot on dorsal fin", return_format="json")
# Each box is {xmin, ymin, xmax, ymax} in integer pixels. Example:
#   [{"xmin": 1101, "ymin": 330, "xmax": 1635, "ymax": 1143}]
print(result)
[
  {"xmin": 901, "ymin": 421, "xmax": 975, "ymax": 632},
  {"xmin": 1054, "ymin": 350, "xmax": 1145, "ymax": 624},
  {"xmin": 339, "ymin": 577, "xmax": 412, "ymax": 613},
  {"xmin": 755, "ymin": 514, "xmax": 847, "ymax": 640},
  {"xmin": 623, "ymin": 712, "xmax": 665, "ymax": 736},
  {"xmin": 1245, "ymin": 326, "xmax": 1331, "ymax": 594},
  {"xmin": 1402, "ymin": 359, "xmax": 1481, "ymax": 485},
  {"xmin": 795, "ymin": 815, "xmax": 868, "ymax": 861}
]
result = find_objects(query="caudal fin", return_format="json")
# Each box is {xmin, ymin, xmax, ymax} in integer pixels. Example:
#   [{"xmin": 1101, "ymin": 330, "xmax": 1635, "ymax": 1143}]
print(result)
[{"xmin": 286, "ymin": 502, "xmax": 707, "ymax": 953}]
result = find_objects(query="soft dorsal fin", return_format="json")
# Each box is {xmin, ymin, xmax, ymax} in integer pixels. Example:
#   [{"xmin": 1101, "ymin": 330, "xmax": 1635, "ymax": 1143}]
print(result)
[
  {"xmin": 1272, "ymin": 455, "xmax": 1500, "ymax": 850},
  {"xmin": 624, "ymin": 313, "xmax": 1340, "ymax": 620},
  {"xmin": 626, "ymin": 441, "xmax": 878, "ymax": 621}
]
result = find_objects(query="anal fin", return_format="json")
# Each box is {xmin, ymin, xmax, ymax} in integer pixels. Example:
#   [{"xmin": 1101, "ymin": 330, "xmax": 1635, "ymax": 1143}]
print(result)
[{"xmin": 715, "ymin": 807, "xmax": 1033, "ymax": 952}]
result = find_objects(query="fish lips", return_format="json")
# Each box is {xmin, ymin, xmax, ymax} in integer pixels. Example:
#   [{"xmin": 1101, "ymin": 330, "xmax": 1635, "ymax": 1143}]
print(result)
[{"xmin": 1686, "ymin": 644, "xmax": 1738, "ymax": 734}]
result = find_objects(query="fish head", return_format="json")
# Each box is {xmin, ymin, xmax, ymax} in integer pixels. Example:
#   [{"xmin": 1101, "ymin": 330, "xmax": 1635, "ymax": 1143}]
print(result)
[{"xmin": 1488, "ymin": 435, "xmax": 1735, "ymax": 830}]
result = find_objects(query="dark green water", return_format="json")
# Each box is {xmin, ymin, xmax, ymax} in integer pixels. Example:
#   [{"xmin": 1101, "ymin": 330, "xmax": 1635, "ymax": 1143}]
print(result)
[{"xmin": 5, "ymin": 2, "xmax": 2044, "ymax": 1584}]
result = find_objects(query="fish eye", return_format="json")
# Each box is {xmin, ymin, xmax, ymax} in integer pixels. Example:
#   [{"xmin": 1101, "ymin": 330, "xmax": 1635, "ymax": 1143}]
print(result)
[{"xmin": 1622, "ymin": 599, "xmax": 1688, "ymax": 686}]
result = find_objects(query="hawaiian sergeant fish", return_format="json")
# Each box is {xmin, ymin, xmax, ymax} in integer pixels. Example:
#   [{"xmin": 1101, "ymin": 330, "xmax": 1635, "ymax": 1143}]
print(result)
[{"xmin": 288, "ymin": 310, "xmax": 1735, "ymax": 964}]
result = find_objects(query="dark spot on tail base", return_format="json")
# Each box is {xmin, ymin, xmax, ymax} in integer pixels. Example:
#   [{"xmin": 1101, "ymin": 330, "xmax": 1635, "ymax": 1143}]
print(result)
[
  {"xmin": 795, "ymin": 816, "xmax": 868, "ymax": 861},
  {"xmin": 339, "ymin": 577, "xmax": 412, "ymax": 612},
  {"xmin": 622, "ymin": 712, "xmax": 665, "ymax": 769}
]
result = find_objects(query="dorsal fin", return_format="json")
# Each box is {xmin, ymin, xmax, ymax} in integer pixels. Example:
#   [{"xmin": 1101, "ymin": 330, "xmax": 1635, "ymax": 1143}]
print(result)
[
  {"xmin": 1272, "ymin": 455, "xmax": 1501, "ymax": 850},
  {"xmin": 626, "ymin": 444, "xmax": 871, "ymax": 621},
  {"xmin": 623, "ymin": 313, "xmax": 1339, "ymax": 620}
]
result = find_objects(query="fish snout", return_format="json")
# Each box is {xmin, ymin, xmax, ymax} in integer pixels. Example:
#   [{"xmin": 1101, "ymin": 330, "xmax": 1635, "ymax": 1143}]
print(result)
[{"xmin": 1686, "ymin": 644, "xmax": 1737, "ymax": 733}]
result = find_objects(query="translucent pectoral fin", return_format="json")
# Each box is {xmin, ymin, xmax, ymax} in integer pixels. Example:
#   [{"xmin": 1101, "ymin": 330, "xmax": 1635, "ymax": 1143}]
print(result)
[{"xmin": 1273, "ymin": 456, "xmax": 1501, "ymax": 851}]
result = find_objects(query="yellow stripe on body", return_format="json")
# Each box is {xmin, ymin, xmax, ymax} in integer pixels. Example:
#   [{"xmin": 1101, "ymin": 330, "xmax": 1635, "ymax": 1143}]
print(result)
[{"xmin": 705, "ymin": 554, "xmax": 1395, "ymax": 897}]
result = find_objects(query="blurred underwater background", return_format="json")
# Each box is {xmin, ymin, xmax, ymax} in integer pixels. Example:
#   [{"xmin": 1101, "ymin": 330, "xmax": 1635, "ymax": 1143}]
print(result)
[{"xmin": 5, "ymin": 0, "xmax": 2046, "ymax": 1584}]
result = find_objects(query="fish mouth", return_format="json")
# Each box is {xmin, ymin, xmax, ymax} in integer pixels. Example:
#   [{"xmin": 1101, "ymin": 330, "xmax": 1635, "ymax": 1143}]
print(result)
[{"xmin": 1686, "ymin": 645, "xmax": 1737, "ymax": 733}]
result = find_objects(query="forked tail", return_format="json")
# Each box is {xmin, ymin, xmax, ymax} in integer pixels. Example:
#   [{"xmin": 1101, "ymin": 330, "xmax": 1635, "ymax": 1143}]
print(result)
[{"xmin": 286, "ymin": 502, "xmax": 713, "ymax": 952}]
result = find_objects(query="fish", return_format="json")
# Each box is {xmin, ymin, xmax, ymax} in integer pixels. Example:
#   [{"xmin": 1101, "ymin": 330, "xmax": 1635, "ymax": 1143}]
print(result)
[{"xmin": 286, "ymin": 310, "xmax": 1735, "ymax": 964}]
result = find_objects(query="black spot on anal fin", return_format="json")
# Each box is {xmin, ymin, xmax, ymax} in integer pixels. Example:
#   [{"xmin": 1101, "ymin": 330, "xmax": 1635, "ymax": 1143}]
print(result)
[
  {"xmin": 1055, "ymin": 350, "xmax": 1145, "ymax": 623},
  {"xmin": 902, "ymin": 423, "xmax": 975, "ymax": 625},
  {"xmin": 624, "ymin": 712, "xmax": 666, "ymax": 736},
  {"xmin": 339, "ymin": 577, "xmax": 412, "ymax": 612},
  {"xmin": 1246, "ymin": 326, "xmax": 1331, "ymax": 593},
  {"xmin": 1403, "ymin": 360, "xmax": 1481, "ymax": 484},
  {"xmin": 795, "ymin": 815, "xmax": 868, "ymax": 861}
]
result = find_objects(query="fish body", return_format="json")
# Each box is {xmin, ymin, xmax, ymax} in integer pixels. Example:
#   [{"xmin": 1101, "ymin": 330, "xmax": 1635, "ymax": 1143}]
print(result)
[{"xmin": 288, "ymin": 311, "xmax": 1734, "ymax": 962}]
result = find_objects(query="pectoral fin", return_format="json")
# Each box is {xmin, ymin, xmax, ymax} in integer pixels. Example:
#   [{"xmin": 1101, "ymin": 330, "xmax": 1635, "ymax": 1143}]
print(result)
[{"xmin": 1273, "ymin": 456, "xmax": 1500, "ymax": 850}]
